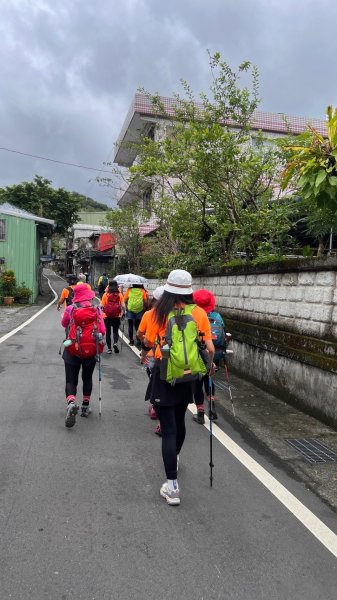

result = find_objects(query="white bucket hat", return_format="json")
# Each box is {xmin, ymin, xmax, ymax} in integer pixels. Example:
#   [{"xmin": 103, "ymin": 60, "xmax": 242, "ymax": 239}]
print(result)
[
  {"xmin": 153, "ymin": 285, "xmax": 165, "ymax": 300},
  {"xmin": 163, "ymin": 269, "xmax": 193, "ymax": 295}
]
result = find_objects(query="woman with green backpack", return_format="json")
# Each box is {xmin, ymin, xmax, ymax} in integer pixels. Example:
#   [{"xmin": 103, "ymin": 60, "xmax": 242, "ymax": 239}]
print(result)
[
  {"xmin": 123, "ymin": 284, "xmax": 148, "ymax": 346},
  {"xmin": 142, "ymin": 269, "xmax": 214, "ymax": 506}
]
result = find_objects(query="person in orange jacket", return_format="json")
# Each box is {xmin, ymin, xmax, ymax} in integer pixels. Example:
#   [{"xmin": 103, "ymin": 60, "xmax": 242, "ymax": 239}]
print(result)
[
  {"xmin": 137, "ymin": 285, "xmax": 165, "ymax": 436},
  {"xmin": 57, "ymin": 275, "xmax": 78, "ymax": 311}
]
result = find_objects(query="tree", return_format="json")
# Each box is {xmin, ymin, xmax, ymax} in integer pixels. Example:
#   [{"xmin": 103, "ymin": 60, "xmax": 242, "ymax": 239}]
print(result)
[
  {"xmin": 105, "ymin": 201, "xmax": 144, "ymax": 272},
  {"xmin": 128, "ymin": 53, "xmax": 296, "ymax": 265},
  {"xmin": 71, "ymin": 192, "xmax": 110, "ymax": 211},
  {"xmin": 0, "ymin": 175, "xmax": 80, "ymax": 235},
  {"xmin": 280, "ymin": 106, "xmax": 337, "ymax": 255}
]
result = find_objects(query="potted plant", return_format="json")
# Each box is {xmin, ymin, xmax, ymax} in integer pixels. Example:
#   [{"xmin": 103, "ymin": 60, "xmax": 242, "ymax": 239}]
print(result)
[
  {"xmin": 0, "ymin": 270, "xmax": 16, "ymax": 305},
  {"xmin": 14, "ymin": 282, "xmax": 32, "ymax": 304}
]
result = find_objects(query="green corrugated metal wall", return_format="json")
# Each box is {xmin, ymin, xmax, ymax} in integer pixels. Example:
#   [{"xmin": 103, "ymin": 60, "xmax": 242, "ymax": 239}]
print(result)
[{"xmin": 0, "ymin": 213, "xmax": 37, "ymax": 300}]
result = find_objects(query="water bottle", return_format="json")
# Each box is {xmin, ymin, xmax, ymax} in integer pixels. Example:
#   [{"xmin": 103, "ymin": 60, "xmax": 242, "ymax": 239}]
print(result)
[
  {"xmin": 160, "ymin": 343, "xmax": 170, "ymax": 381},
  {"xmin": 63, "ymin": 339, "xmax": 73, "ymax": 347},
  {"xmin": 161, "ymin": 343, "xmax": 170, "ymax": 359}
]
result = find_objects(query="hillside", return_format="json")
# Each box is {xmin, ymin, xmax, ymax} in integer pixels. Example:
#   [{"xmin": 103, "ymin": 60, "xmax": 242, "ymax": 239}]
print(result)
[{"xmin": 71, "ymin": 192, "xmax": 110, "ymax": 212}]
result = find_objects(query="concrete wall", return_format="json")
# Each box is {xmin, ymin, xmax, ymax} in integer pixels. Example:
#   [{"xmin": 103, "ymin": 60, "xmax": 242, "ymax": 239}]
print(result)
[{"xmin": 147, "ymin": 258, "xmax": 337, "ymax": 426}]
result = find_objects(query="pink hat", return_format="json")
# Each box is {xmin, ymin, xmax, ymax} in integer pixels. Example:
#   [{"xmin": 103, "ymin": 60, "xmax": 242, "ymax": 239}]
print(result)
[
  {"xmin": 73, "ymin": 283, "xmax": 96, "ymax": 304},
  {"xmin": 193, "ymin": 289, "xmax": 216, "ymax": 313}
]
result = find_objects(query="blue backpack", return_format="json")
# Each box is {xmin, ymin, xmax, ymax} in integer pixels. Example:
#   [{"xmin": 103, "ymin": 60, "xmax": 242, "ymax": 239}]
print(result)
[{"xmin": 208, "ymin": 311, "xmax": 226, "ymax": 362}]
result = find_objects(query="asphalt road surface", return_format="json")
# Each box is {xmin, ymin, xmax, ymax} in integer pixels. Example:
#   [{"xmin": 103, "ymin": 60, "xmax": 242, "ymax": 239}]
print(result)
[{"xmin": 0, "ymin": 271, "xmax": 336, "ymax": 599}]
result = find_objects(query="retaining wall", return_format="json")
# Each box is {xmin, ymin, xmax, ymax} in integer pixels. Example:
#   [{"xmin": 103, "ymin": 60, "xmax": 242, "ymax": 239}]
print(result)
[{"xmin": 147, "ymin": 257, "xmax": 337, "ymax": 426}]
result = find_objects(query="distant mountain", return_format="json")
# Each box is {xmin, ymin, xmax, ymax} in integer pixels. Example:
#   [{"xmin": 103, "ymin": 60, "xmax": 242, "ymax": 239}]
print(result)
[{"xmin": 71, "ymin": 192, "xmax": 111, "ymax": 212}]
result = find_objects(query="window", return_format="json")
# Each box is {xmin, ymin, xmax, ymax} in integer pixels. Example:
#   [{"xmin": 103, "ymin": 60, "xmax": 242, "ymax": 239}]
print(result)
[
  {"xmin": 0, "ymin": 219, "xmax": 6, "ymax": 241},
  {"xmin": 142, "ymin": 188, "xmax": 152, "ymax": 214}
]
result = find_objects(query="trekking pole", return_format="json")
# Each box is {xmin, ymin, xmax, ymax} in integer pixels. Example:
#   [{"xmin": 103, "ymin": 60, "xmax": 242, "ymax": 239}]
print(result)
[
  {"xmin": 208, "ymin": 366, "xmax": 214, "ymax": 488},
  {"xmin": 224, "ymin": 356, "xmax": 235, "ymax": 417},
  {"xmin": 120, "ymin": 316, "xmax": 125, "ymax": 353},
  {"xmin": 95, "ymin": 337, "xmax": 103, "ymax": 417},
  {"xmin": 97, "ymin": 351, "xmax": 102, "ymax": 417}
]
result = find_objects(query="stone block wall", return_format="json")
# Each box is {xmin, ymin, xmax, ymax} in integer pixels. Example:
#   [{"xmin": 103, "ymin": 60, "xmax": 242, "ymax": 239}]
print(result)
[{"xmin": 147, "ymin": 258, "xmax": 337, "ymax": 426}]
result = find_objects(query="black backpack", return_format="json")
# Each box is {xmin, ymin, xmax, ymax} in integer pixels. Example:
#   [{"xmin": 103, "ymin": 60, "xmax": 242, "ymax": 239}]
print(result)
[{"xmin": 65, "ymin": 286, "xmax": 74, "ymax": 306}]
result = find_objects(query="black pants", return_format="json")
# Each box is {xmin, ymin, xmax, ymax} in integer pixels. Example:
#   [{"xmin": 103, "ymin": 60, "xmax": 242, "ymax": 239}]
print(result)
[
  {"xmin": 128, "ymin": 318, "xmax": 141, "ymax": 342},
  {"xmin": 64, "ymin": 359, "xmax": 96, "ymax": 398},
  {"xmin": 105, "ymin": 317, "xmax": 120, "ymax": 349},
  {"xmin": 156, "ymin": 401, "xmax": 189, "ymax": 480},
  {"xmin": 194, "ymin": 375, "xmax": 215, "ymax": 406}
]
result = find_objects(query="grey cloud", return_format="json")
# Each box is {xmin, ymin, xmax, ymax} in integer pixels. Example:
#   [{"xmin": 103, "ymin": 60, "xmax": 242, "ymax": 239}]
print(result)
[{"xmin": 1, "ymin": 0, "xmax": 337, "ymax": 204}]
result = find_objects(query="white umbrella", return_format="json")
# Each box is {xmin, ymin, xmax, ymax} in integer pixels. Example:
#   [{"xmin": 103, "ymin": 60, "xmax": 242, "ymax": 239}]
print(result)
[{"xmin": 113, "ymin": 273, "xmax": 148, "ymax": 288}]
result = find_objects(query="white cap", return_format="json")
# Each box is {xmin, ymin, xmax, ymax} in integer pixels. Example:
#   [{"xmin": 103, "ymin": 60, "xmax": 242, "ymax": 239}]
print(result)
[
  {"xmin": 153, "ymin": 285, "xmax": 165, "ymax": 300},
  {"xmin": 163, "ymin": 269, "xmax": 193, "ymax": 295}
]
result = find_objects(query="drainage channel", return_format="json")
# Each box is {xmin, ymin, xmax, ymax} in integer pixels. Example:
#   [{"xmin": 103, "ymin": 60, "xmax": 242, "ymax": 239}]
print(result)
[{"xmin": 285, "ymin": 438, "xmax": 337, "ymax": 464}]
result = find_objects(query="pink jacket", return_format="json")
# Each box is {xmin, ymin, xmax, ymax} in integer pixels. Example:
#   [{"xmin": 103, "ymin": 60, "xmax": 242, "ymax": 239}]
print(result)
[{"xmin": 61, "ymin": 301, "xmax": 106, "ymax": 336}]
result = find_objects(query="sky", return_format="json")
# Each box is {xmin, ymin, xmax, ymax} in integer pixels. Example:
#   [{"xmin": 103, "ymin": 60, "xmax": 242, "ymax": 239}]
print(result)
[{"xmin": 1, "ymin": 0, "xmax": 336, "ymax": 208}]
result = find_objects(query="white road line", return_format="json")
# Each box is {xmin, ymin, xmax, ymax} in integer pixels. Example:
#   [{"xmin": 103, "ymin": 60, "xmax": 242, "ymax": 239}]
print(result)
[
  {"xmin": 198, "ymin": 412, "xmax": 337, "ymax": 558},
  {"xmin": 0, "ymin": 276, "xmax": 57, "ymax": 344},
  {"xmin": 125, "ymin": 337, "xmax": 337, "ymax": 558},
  {"xmin": 4, "ymin": 299, "xmax": 335, "ymax": 559}
]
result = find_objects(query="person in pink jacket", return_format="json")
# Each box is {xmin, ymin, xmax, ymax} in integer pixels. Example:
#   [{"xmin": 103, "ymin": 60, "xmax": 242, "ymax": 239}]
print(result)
[{"xmin": 61, "ymin": 283, "xmax": 106, "ymax": 427}]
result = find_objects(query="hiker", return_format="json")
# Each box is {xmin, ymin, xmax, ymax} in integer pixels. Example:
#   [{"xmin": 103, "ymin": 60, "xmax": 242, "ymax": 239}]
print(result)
[
  {"xmin": 57, "ymin": 275, "xmax": 78, "ymax": 311},
  {"xmin": 97, "ymin": 273, "xmax": 109, "ymax": 299},
  {"xmin": 142, "ymin": 270, "xmax": 214, "ymax": 505},
  {"xmin": 192, "ymin": 289, "xmax": 225, "ymax": 424},
  {"xmin": 78, "ymin": 273, "xmax": 92, "ymax": 288},
  {"xmin": 136, "ymin": 285, "xmax": 165, "ymax": 436},
  {"xmin": 123, "ymin": 284, "xmax": 149, "ymax": 346},
  {"xmin": 61, "ymin": 283, "xmax": 105, "ymax": 428},
  {"xmin": 101, "ymin": 280, "xmax": 125, "ymax": 354}
]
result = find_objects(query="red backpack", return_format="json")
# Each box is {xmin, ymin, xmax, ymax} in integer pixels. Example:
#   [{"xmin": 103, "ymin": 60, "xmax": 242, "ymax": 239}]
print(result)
[
  {"xmin": 67, "ymin": 306, "xmax": 104, "ymax": 358},
  {"xmin": 104, "ymin": 292, "xmax": 121, "ymax": 319}
]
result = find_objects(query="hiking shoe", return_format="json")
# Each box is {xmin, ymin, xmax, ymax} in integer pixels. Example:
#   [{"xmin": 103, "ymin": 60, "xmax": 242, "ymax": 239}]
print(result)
[
  {"xmin": 149, "ymin": 406, "xmax": 157, "ymax": 420},
  {"xmin": 160, "ymin": 482, "xmax": 180, "ymax": 506},
  {"xmin": 210, "ymin": 409, "xmax": 218, "ymax": 421},
  {"xmin": 129, "ymin": 339, "xmax": 134, "ymax": 346},
  {"xmin": 193, "ymin": 411, "xmax": 205, "ymax": 425},
  {"xmin": 154, "ymin": 423, "xmax": 162, "ymax": 436},
  {"xmin": 107, "ymin": 349, "xmax": 112, "ymax": 354},
  {"xmin": 80, "ymin": 404, "xmax": 91, "ymax": 418},
  {"xmin": 113, "ymin": 344, "xmax": 120, "ymax": 354},
  {"xmin": 65, "ymin": 402, "xmax": 78, "ymax": 428}
]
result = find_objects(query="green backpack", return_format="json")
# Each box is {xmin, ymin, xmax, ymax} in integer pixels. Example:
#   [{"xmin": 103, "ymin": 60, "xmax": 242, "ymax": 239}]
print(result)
[
  {"xmin": 160, "ymin": 304, "xmax": 207, "ymax": 386},
  {"xmin": 128, "ymin": 288, "xmax": 144, "ymax": 313}
]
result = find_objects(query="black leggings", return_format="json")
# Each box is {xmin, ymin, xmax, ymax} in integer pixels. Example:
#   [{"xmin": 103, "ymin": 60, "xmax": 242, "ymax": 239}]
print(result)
[
  {"xmin": 194, "ymin": 375, "xmax": 215, "ymax": 406},
  {"xmin": 128, "ymin": 318, "xmax": 141, "ymax": 341},
  {"xmin": 64, "ymin": 360, "xmax": 96, "ymax": 398},
  {"xmin": 156, "ymin": 401, "xmax": 189, "ymax": 480},
  {"xmin": 105, "ymin": 317, "xmax": 120, "ymax": 349}
]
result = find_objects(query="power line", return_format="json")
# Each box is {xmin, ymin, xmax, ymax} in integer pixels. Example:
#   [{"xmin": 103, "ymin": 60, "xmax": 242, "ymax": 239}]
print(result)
[{"xmin": 0, "ymin": 146, "xmax": 119, "ymax": 175}]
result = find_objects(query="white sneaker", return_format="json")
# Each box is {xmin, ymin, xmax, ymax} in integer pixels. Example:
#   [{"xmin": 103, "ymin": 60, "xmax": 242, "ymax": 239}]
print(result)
[{"xmin": 160, "ymin": 482, "xmax": 180, "ymax": 506}]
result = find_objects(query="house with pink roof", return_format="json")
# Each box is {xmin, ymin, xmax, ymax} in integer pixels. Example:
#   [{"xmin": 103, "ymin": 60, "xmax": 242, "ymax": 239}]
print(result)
[{"xmin": 113, "ymin": 93, "xmax": 327, "ymax": 235}]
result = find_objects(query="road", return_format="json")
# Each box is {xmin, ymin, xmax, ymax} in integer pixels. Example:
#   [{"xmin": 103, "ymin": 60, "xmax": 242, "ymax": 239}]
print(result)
[{"xmin": 0, "ymin": 271, "xmax": 336, "ymax": 599}]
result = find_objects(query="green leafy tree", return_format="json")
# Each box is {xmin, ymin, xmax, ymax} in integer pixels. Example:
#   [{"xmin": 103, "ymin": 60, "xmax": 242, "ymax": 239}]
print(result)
[
  {"xmin": 0, "ymin": 175, "xmax": 80, "ymax": 235},
  {"xmin": 280, "ymin": 106, "xmax": 337, "ymax": 255},
  {"xmin": 128, "ymin": 53, "xmax": 296, "ymax": 265},
  {"xmin": 105, "ymin": 201, "xmax": 144, "ymax": 272},
  {"xmin": 71, "ymin": 192, "xmax": 110, "ymax": 211}
]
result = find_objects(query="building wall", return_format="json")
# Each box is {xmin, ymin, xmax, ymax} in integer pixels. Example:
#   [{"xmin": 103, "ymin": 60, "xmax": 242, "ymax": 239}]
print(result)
[
  {"xmin": 146, "ymin": 258, "xmax": 337, "ymax": 425},
  {"xmin": 0, "ymin": 213, "xmax": 37, "ymax": 299}
]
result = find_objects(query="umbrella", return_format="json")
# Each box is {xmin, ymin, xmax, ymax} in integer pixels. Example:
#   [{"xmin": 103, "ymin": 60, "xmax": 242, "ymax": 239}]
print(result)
[{"xmin": 113, "ymin": 273, "xmax": 148, "ymax": 288}]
